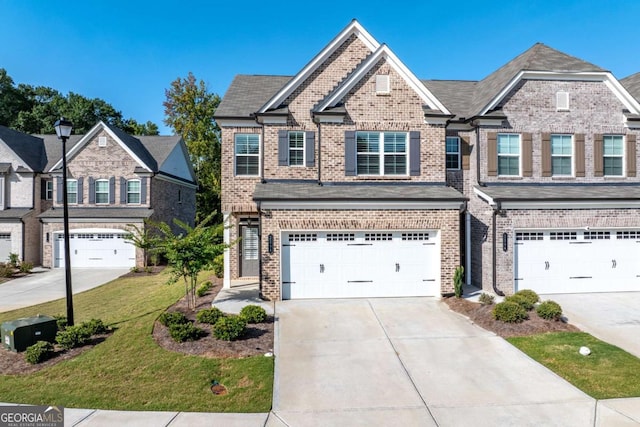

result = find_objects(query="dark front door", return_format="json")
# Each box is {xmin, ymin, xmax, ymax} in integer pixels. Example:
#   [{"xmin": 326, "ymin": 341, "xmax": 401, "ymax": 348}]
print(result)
[{"xmin": 240, "ymin": 225, "xmax": 259, "ymax": 277}]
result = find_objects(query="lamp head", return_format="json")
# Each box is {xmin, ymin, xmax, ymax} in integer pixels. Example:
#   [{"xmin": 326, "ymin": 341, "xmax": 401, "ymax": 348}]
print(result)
[{"xmin": 54, "ymin": 117, "xmax": 73, "ymax": 139}]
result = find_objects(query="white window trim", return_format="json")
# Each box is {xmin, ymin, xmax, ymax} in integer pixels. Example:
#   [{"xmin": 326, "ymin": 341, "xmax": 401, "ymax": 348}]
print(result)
[
  {"xmin": 45, "ymin": 180, "xmax": 53, "ymax": 200},
  {"xmin": 67, "ymin": 179, "xmax": 78, "ymax": 205},
  {"xmin": 288, "ymin": 131, "xmax": 305, "ymax": 167},
  {"xmin": 556, "ymin": 91, "xmax": 570, "ymax": 111},
  {"xmin": 497, "ymin": 133, "xmax": 522, "ymax": 177},
  {"xmin": 234, "ymin": 134, "xmax": 260, "ymax": 177},
  {"xmin": 0, "ymin": 175, "xmax": 4, "ymax": 210},
  {"xmin": 126, "ymin": 179, "xmax": 141, "ymax": 204},
  {"xmin": 375, "ymin": 74, "xmax": 390, "ymax": 95},
  {"xmin": 356, "ymin": 131, "xmax": 409, "ymax": 176},
  {"xmin": 551, "ymin": 134, "xmax": 574, "ymax": 177},
  {"xmin": 603, "ymin": 135, "xmax": 625, "ymax": 177},
  {"xmin": 446, "ymin": 136, "xmax": 461, "ymax": 170},
  {"xmin": 95, "ymin": 179, "xmax": 110, "ymax": 205}
]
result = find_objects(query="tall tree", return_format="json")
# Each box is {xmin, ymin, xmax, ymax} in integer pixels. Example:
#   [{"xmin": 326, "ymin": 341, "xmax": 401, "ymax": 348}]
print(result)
[{"xmin": 163, "ymin": 72, "xmax": 221, "ymax": 223}]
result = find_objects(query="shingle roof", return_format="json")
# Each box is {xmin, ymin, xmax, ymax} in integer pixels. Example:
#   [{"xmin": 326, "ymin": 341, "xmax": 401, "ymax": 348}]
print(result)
[
  {"xmin": 40, "ymin": 134, "xmax": 83, "ymax": 171},
  {"xmin": 476, "ymin": 185, "xmax": 640, "ymax": 201},
  {"xmin": 0, "ymin": 208, "xmax": 33, "ymax": 220},
  {"xmin": 0, "ymin": 125, "xmax": 47, "ymax": 171},
  {"xmin": 253, "ymin": 182, "xmax": 466, "ymax": 201},
  {"xmin": 138, "ymin": 135, "xmax": 182, "ymax": 168},
  {"xmin": 38, "ymin": 207, "xmax": 154, "ymax": 219},
  {"xmin": 621, "ymin": 72, "xmax": 640, "ymax": 101},
  {"xmin": 422, "ymin": 80, "xmax": 477, "ymax": 118},
  {"xmin": 104, "ymin": 123, "xmax": 157, "ymax": 171},
  {"xmin": 215, "ymin": 75, "xmax": 292, "ymax": 118}
]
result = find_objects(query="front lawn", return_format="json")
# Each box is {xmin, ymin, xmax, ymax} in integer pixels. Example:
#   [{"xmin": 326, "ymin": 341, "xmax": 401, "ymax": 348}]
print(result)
[
  {"xmin": 0, "ymin": 270, "xmax": 273, "ymax": 412},
  {"xmin": 508, "ymin": 332, "xmax": 640, "ymax": 399}
]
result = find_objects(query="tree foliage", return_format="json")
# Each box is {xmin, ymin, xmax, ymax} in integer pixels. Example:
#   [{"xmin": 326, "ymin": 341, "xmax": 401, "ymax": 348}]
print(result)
[
  {"xmin": 163, "ymin": 72, "xmax": 221, "ymax": 223},
  {"xmin": 125, "ymin": 220, "xmax": 161, "ymax": 269},
  {"xmin": 0, "ymin": 68, "xmax": 159, "ymax": 135},
  {"xmin": 156, "ymin": 213, "xmax": 226, "ymax": 310}
]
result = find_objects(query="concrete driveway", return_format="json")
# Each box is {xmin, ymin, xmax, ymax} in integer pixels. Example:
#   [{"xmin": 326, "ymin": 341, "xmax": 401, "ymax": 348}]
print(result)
[
  {"xmin": 545, "ymin": 292, "xmax": 640, "ymax": 358},
  {"xmin": 271, "ymin": 298, "xmax": 597, "ymax": 426},
  {"xmin": 0, "ymin": 268, "xmax": 129, "ymax": 312}
]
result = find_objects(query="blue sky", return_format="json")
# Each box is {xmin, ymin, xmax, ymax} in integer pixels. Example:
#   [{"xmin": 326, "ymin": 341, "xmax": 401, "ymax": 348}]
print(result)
[{"xmin": 2, "ymin": 1, "xmax": 640, "ymax": 135}]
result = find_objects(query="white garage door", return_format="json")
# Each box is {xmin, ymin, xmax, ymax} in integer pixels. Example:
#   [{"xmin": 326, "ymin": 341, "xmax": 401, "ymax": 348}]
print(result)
[
  {"xmin": 0, "ymin": 233, "xmax": 11, "ymax": 263},
  {"xmin": 281, "ymin": 230, "xmax": 440, "ymax": 299},
  {"xmin": 55, "ymin": 230, "xmax": 135, "ymax": 268},
  {"xmin": 514, "ymin": 229, "xmax": 640, "ymax": 294}
]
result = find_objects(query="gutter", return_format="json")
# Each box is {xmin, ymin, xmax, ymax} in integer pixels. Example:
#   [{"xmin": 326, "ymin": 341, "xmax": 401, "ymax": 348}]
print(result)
[{"xmin": 491, "ymin": 202, "xmax": 505, "ymax": 296}]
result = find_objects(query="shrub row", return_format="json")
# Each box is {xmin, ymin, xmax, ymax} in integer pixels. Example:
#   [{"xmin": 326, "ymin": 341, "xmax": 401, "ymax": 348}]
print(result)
[
  {"xmin": 493, "ymin": 289, "xmax": 563, "ymax": 323},
  {"xmin": 25, "ymin": 341, "xmax": 54, "ymax": 364},
  {"xmin": 56, "ymin": 319, "xmax": 107, "ymax": 350}
]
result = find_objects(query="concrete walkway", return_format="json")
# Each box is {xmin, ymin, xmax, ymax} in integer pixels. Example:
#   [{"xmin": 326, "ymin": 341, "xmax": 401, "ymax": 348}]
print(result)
[{"xmin": 0, "ymin": 268, "xmax": 129, "ymax": 313}]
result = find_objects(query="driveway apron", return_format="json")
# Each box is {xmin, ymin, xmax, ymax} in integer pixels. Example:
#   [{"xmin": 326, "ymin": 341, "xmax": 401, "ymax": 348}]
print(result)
[{"xmin": 272, "ymin": 298, "xmax": 595, "ymax": 427}]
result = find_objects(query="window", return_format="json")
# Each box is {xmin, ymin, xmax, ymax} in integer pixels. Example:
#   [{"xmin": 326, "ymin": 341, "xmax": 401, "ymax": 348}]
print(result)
[
  {"xmin": 45, "ymin": 180, "xmax": 53, "ymax": 200},
  {"xmin": 356, "ymin": 132, "xmax": 407, "ymax": 175},
  {"xmin": 497, "ymin": 134, "xmax": 520, "ymax": 176},
  {"xmin": 603, "ymin": 135, "xmax": 624, "ymax": 176},
  {"xmin": 95, "ymin": 179, "xmax": 109, "ymax": 204},
  {"xmin": 446, "ymin": 137, "xmax": 460, "ymax": 169},
  {"xmin": 67, "ymin": 179, "xmax": 78, "ymax": 204},
  {"xmin": 127, "ymin": 179, "xmax": 141, "ymax": 204},
  {"xmin": 235, "ymin": 134, "xmax": 259, "ymax": 176},
  {"xmin": 288, "ymin": 132, "xmax": 304, "ymax": 166},
  {"xmin": 551, "ymin": 134, "xmax": 573, "ymax": 176}
]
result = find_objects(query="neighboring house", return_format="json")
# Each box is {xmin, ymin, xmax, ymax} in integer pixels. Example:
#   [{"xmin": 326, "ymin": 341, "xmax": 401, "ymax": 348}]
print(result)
[
  {"xmin": 218, "ymin": 19, "xmax": 640, "ymax": 300},
  {"xmin": 38, "ymin": 121, "xmax": 197, "ymax": 269},
  {"xmin": 0, "ymin": 126, "xmax": 47, "ymax": 264},
  {"xmin": 216, "ymin": 20, "xmax": 467, "ymax": 300}
]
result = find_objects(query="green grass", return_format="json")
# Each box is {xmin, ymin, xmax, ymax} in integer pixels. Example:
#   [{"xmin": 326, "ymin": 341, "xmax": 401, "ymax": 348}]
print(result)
[
  {"xmin": 0, "ymin": 270, "xmax": 273, "ymax": 412},
  {"xmin": 508, "ymin": 332, "xmax": 640, "ymax": 399}
]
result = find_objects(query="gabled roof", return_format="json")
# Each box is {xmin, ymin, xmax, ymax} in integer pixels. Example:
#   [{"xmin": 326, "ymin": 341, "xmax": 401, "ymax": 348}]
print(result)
[
  {"xmin": 315, "ymin": 44, "xmax": 450, "ymax": 114},
  {"xmin": 139, "ymin": 135, "xmax": 197, "ymax": 184},
  {"xmin": 422, "ymin": 80, "xmax": 477, "ymax": 118},
  {"xmin": 0, "ymin": 125, "xmax": 47, "ymax": 172},
  {"xmin": 257, "ymin": 19, "xmax": 380, "ymax": 113},
  {"xmin": 215, "ymin": 75, "xmax": 292, "ymax": 118},
  {"xmin": 40, "ymin": 134, "xmax": 82, "ymax": 171},
  {"xmin": 621, "ymin": 72, "xmax": 640, "ymax": 101}
]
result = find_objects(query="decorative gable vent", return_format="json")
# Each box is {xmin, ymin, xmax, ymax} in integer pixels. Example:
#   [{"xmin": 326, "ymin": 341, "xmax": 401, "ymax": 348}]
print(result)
[
  {"xmin": 376, "ymin": 74, "xmax": 390, "ymax": 95},
  {"xmin": 556, "ymin": 91, "xmax": 569, "ymax": 111},
  {"xmin": 98, "ymin": 136, "xmax": 107, "ymax": 147}
]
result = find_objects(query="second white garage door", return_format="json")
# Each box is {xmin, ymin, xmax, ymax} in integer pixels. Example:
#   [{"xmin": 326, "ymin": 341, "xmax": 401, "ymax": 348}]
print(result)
[
  {"xmin": 281, "ymin": 230, "xmax": 441, "ymax": 299},
  {"xmin": 54, "ymin": 229, "xmax": 136, "ymax": 268},
  {"xmin": 514, "ymin": 229, "xmax": 640, "ymax": 294}
]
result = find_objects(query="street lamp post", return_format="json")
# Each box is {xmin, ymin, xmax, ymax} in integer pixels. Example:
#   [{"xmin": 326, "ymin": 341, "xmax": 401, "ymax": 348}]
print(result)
[{"xmin": 54, "ymin": 117, "xmax": 74, "ymax": 326}]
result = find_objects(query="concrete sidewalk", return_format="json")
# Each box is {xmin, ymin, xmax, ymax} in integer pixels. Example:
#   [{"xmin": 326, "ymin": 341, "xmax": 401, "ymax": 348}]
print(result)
[{"xmin": 0, "ymin": 268, "xmax": 129, "ymax": 313}]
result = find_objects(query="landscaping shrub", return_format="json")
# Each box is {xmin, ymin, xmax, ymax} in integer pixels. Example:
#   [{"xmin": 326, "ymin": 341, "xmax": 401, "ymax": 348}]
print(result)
[
  {"xmin": 240, "ymin": 305, "xmax": 267, "ymax": 324},
  {"xmin": 0, "ymin": 264, "xmax": 13, "ymax": 278},
  {"xmin": 196, "ymin": 281, "xmax": 213, "ymax": 297},
  {"xmin": 8, "ymin": 252, "xmax": 19, "ymax": 268},
  {"xmin": 158, "ymin": 311, "xmax": 189, "ymax": 327},
  {"xmin": 19, "ymin": 261, "xmax": 33, "ymax": 274},
  {"xmin": 536, "ymin": 300, "xmax": 563, "ymax": 320},
  {"xmin": 81, "ymin": 318, "xmax": 107, "ymax": 335},
  {"xmin": 25, "ymin": 341, "xmax": 54, "ymax": 364},
  {"xmin": 478, "ymin": 293, "xmax": 495, "ymax": 305},
  {"xmin": 213, "ymin": 254, "xmax": 224, "ymax": 278},
  {"xmin": 54, "ymin": 315, "xmax": 68, "ymax": 331},
  {"xmin": 493, "ymin": 301, "xmax": 528, "ymax": 323},
  {"xmin": 56, "ymin": 325, "xmax": 92, "ymax": 350},
  {"xmin": 196, "ymin": 307, "xmax": 224, "ymax": 324},
  {"xmin": 505, "ymin": 294, "xmax": 535, "ymax": 311},
  {"xmin": 453, "ymin": 266, "xmax": 464, "ymax": 298},
  {"xmin": 514, "ymin": 289, "xmax": 539, "ymax": 305},
  {"xmin": 213, "ymin": 315, "xmax": 246, "ymax": 341},
  {"xmin": 168, "ymin": 322, "xmax": 205, "ymax": 342}
]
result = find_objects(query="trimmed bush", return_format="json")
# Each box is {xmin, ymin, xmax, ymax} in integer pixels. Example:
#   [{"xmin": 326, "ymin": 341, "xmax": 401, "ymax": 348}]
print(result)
[
  {"xmin": 493, "ymin": 301, "xmax": 528, "ymax": 323},
  {"xmin": 453, "ymin": 265, "xmax": 464, "ymax": 298},
  {"xmin": 168, "ymin": 322, "xmax": 205, "ymax": 342},
  {"xmin": 536, "ymin": 300, "xmax": 563, "ymax": 320},
  {"xmin": 158, "ymin": 311, "xmax": 189, "ymax": 327},
  {"xmin": 25, "ymin": 341, "xmax": 54, "ymax": 364},
  {"xmin": 81, "ymin": 318, "xmax": 107, "ymax": 335},
  {"xmin": 505, "ymin": 294, "xmax": 535, "ymax": 311},
  {"xmin": 56, "ymin": 325, "xmax": 92, "ymax": 350},
  {"xmin": 19, "ymin": 261, "xmax": 33, "ymax": 274},
  {"xmin": 213, "ymin": 254, "xmax": 224, "ymax": 278},
  {"xmin": 196, "ymin": 307, "xmax": 225, "ymax": 324},
  {"xmin": 213, "ymin": 315, "xmax": 246, "ymax": 341},
  {"xmin": 514, "ymin": 289, "xmax": 540, "ymax": 305},
  {"xmin": 54, "ymin": 315, "xmax": 68, "ymax": 331},
  {"xmin": 478, "ymin": 293, "xmax": 495, "ymax": 305},
  {"xmin": 196, "ymin": 281, "xmax": 213, "ymax": 297},
  {"xmin": 239, "ymin": 305, "xmax": 267, "ymax": 324}
]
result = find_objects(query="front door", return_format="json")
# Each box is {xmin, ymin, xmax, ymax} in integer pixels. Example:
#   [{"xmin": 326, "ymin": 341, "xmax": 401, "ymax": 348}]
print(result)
[{"xmin": 240, "ymin": 225, "xmax": 259, "ymax": 277}]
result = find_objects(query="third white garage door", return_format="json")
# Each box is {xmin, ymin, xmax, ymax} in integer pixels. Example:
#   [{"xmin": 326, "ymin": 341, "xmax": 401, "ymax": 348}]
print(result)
[
  {"xmin": 514, "ymin": 229, "xmax": 640, "ymax": 294},
  {"xmin": 281, "ymin": 230, "xmax": 441, "ymax": 299}
]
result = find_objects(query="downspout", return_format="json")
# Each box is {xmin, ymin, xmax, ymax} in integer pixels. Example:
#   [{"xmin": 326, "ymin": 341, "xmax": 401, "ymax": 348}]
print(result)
[
  {"xmin": 260, "ymin": 122, "xmax": 266, "ymax": 184},
  {"xmin": 465, "ymin": 210, "xmax": 471, "ymax": 286},
  {"xmin": 257, "ymin": 201, "xmax": 263, "ymax": 299},
  {"xmin": 316, "ymin": 120, "xmax": 322, "ymax": 185},
  {"xmin": 492, "ymin": 202, "xmax": 505, "ymax": 296},
  {"xmin": 473, "ymin": 121, "xmax": 485, "ymax": 187},
  {"xmin": 21, "ymin": 219, "xmax": 25, "ymax": 262}
]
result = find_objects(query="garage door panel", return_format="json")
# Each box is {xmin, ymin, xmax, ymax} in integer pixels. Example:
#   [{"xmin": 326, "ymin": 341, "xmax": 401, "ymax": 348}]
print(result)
[{"xmin": 55, "ymin": 231, "xmax": 135, "ymax": 268}]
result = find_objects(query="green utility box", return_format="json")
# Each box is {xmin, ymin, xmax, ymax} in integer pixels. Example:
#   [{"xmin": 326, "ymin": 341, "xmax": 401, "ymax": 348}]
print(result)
[{"xmin": 1, "ymin": 315, "xmax": 57, "ymax": 352}]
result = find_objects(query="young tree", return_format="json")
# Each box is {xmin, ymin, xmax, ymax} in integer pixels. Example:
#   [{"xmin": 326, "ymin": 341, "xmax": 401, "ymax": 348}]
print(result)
[
  {"xmin": 125, "ymin": 221, "xmax": 161, "ymax": 270},
  {"xmin": 156, "ymin": 213, "xmax": 226, "ymax": 310},
  {"xmin": 163, "ymin": 72, "xmax": 222, "ymax": 224}
]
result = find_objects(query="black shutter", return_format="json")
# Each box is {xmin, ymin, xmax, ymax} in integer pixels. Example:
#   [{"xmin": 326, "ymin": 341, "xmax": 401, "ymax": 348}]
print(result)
[
  {"xmin": 141, "ymin": 177, "xmax": 147, "ymax": 204},
  {"xmin": 305, "ymin": 131, "xmax": 315, "ymax": 167},
  {"xmin": 40, "ymin": 179, "xmax": 46, "ymax": 200},
  {"xmin": 56, "ymin": 177, "xmax": 62, "ymax": 203},
  {"xmin": 409, "ymin": 131, "xmax": 420, "ymax": 176},
  {"xmin": 88, "ymin": 177, "xmax": 95, "ymax": 203},
  {"xmin": 345, "ymin": 131, "xmax": 356, "ymax": 176},
  {"xmin": 109, "ymin": 177, "xmax": 116, "ymax": 204},
  {"xmin": 77, "ymin": 177, "xmax": 84, "ymax": 204},
  {"xmin": 120, "ymin": 178, "xmax": 127, "ymax": 204},
  {"xmin": 278, "ymin": 130, "xmax": 289, "ymax": 166}
]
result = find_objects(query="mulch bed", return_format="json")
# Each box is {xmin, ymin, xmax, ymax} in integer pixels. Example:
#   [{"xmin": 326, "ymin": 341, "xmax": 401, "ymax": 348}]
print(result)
[
  {"xmin": 151, "ymin": 276, "xmax": 274, "ymax": 358},
  {"xmin": 445, "ymin": 296, "xmax": 579, "ymax": 338}
]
